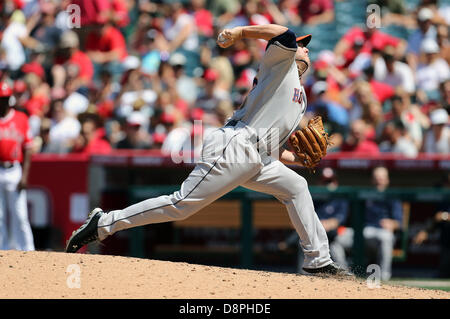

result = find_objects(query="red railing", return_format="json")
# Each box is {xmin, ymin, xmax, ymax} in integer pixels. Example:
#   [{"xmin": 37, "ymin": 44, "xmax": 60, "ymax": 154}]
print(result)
[{"xmin": 31, "ymin": 151, "xmax": 449, "ymax": 170}]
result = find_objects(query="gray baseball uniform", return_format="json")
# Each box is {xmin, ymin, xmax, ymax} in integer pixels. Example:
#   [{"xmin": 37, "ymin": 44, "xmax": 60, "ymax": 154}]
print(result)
[{"xmin": 97, "ymin": 30, "xmax": 332, "ymax": 269}]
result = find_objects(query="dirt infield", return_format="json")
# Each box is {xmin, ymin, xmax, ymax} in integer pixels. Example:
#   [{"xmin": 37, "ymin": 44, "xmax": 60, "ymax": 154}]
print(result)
[{"xmin": 0, "ymin": 250, "xmax": 449, "ymax": 299}]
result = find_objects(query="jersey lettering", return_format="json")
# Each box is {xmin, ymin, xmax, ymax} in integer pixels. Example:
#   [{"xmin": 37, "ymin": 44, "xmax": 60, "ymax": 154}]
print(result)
[{"xmin": 293, "ymin": 88, "xmax": 306, "ymax": 113}]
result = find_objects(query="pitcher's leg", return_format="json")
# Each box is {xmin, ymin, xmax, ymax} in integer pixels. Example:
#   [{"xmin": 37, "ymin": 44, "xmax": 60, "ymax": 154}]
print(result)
[
  {"xmin": 98, "ymin": 141, "xmax": 263, "ymax": 240},
  {"xmin": 8, "ymin": 189, "xmax": 35, "ymax": 251},
  {"xmin": 242, "ymin": 160, "xmax": 332, "ymax": 269}
]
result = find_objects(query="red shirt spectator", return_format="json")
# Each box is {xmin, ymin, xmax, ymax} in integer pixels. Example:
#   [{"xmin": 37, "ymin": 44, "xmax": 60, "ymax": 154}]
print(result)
[
  {"xmin": 341, "ymin": 139, "xmax": 380, "ymax": 154},
  {"xmin": 71, "ymin": 0, "xmax": 110, "ymax": 26},
  {"xmin": 339, "ymin": 27, "xmax": 401, "ymax": 67},
  {"xmin": 86, "ymin": 25, "xmax": 128, "ymax": 62},
  {"xmin": 72, "ymin": 122, "xmax": 112, "ymax": 154},
  {"xmin": 193, "ymin": 7, "xmax": 213, "ymax": 37},
  {"xmin": 55, "ymin": 50, "xmax": 94, "ymax": 82},
  {"xmin": 298, "ymin": 0, "xmax": 334, "ymax": 24},
  {"xmin": 82, "ymin": 131, "xmax": 112, "ymax": 154},
  {"xmin": 370, "ymin": 79, "xmax": 395, "ymax": 103},
  {"xmin": 21, "ymin": 61, "xmax": 45, "ymax": 80},
  {"xmin": 341, "ymin": 119, "xmax": 380, "ymax": 155},
  {"xmin": 68, "ymin": 50, "xmax": 94, "ymax": 82},
  {"xmin": 111, "ymin": 0, "xmax": 130, "ymax": 28}
]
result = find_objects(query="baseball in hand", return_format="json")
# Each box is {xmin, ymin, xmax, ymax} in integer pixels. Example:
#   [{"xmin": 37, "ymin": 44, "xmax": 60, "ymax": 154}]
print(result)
[
  {"xmin": 217, "ymin": 32, "xmax": 228, "ymax": 47},
  {"xmin": 218, "ymin": 33, "xmax": 226, "ymax": 43}
]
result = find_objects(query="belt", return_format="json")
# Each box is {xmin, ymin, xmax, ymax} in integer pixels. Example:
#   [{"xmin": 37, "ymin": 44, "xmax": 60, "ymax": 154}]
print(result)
[
  {"xmin": 0, "ymin": 162, "xmax": 15, "ymax": 169},
  {"xmin": 224, "ymin": 120, "xmax": 263, "ymax": 154}
]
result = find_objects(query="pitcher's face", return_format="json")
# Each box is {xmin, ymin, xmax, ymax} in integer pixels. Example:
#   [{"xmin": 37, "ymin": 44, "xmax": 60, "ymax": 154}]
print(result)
[
  {"xmin": 295, "ymin": 43, "xmax": 310, "ymax": 64},
  {"xmin": 295, "ymin": 43, "xmax": 310, "ymax": 77}
]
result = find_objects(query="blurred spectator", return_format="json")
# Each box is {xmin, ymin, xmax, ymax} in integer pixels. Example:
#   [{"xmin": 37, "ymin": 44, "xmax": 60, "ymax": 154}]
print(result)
[
  {"xmin": 331, "ymin": 167, "xmax": 403, "ymax": 280},
  {"xmin": 365, "ymin": 167, "xmax": 403, "ymax": 281},
  {"xmin": 334, "ymin": 25, "xmax": 405, "ymax": 69},
  {"xmin": 160, "ymin": 111, "xmax": 186, "ymax": 154},
  {"xmin": 370, "ymin": 0, "xmax": 413, "ymax": 28},
  {"xmin": 416, "ymin": 38, "xmax": 450, "ymax": 101},
  {"xmin": 341, "ymin": 80, "xmax": 376, "ymax": 123},
  {"xmin": 47, "ymin": 99, "xmax": 80, "ymax": 153},
  {"xmin": 307, "ymin": 80, "xmax": 349, "ymax": 146},
  {"xmin": 362, "ymin": 99, "xmax": 384, "ymax": 140},
  {"xmin": 139, "ymin": 29, "xmax": 163, "ymax": 76},
  {"xmin": 440, "ymin": 79, "xmax": 450, "ymax": 111},
  {"xmin": 163, "ymin": 2, "xmax": 198, "ymax": 55},
  {"xmin": 191, "ymin": 0, "xmax": 214, "ymax": 38},
  {"xmin": 116, "ymin": 55, "xmax": 157, "ymax": 119},
  {"xmin": 92, "ymin": 69, "xmax": 116, "ymax": 119},
  {"xmin": 208, "ymin": 46, "xmax": 235, "ymax": 92},
  {"xmin": 413, "ymin": 173, "xmax": 450, "ymax": 278},
  {"xmin": 71, "ymin": 0, "xmax": 111, "ymax": 27},
  {"xmin": 72, "ymin": 114, "xmax": 112, "ymax": 154},
  {"xmin": 196, "ymin": 68, "xmax": 222, "ymax": 112},
  {"xmin": 115, "ymin": 111, "xmax": 151, "ymax": 150},
  {"xmin": 1, "ymin": 7, "xmax": 42, "ymax": 76},
  {"xmin": 207, "ymin": 0, "xmax": 241, "ymax": 27},
  {"xmin": 422, "ymin": 108, "xmax": 449, "ymax": 154},
  {"xmin": 419, "ymin": 0, "xmax": 450, "ymax": 25},
  {"xmin": 374, "ymin": 46, "xmax": 416, "ymax": 94},
  {"xmin": 406, "ymin": 7, "xmax": 438, "ymax": 70},
  {"xmin": 340, "ymin": 119, "xmax": 380, "ymax": 154},
  {"xmin": 33, "ymin": 117, "xmax": 52, "ymax": 153},
  {"xmin": 169, "ymin": 52, "xmax": 198, "ymax": 105},
  {"xmin": 297, "ymin": 0, "xmax": 334, "ymax": 25},
  {"xmin": 227, "ymin": 0, "xmax": 271, "ymax": 28},
  {"xmin": 385, "ymin": 89, "xmax": 426, "ymax": 150},
  {"xmin": 28, "ymin": 1, "xmax": 62, "ymax": 54},
  {"xmin": 316, "ymin": 168, "xmax": 350, "ymax": 268},
  {"xmin": 52, "ymin": 30, "xmax": 94, "ymax": 93},
  {"xmin": 276, "ymin": 0, "xmax": 302, "ymax": 26},
  {"xmin": 437, "ymin": 23, "xmax": 450, "ymax": 65},
  {"xmin": 10, "ymin": 79, "xmax": 28, "ymax": 111},
  {"xmin": 379, "ymin": 119, "xmax": 419, "ymax": 157},
  {"xmin": 407, "ymin": 7, "xmax": 437, "ymax": 54},
  {"xmin": 363, "ymin": 65, "xmax": 396, "ymax": 104},
  {"xmin": 85, "ymin": 17, "xmax": 128, "ymax": 65}
]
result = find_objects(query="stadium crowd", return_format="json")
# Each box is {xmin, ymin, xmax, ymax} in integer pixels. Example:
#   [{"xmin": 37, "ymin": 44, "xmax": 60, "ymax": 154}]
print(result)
[{"xmin": 0, "ymin": 0, "xmax": 449, "ymax": 158}]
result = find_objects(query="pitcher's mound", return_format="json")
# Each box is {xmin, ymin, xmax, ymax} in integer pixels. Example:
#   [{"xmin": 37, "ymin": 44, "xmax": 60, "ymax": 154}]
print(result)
[{"xmin": 0, "ymin": 250, "xmax": 448, "ymax": 299}]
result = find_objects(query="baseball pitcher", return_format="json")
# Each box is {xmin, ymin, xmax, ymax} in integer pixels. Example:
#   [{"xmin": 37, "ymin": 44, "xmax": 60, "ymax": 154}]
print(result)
[{"xmin": 66, "ymin": 24, "xmax": 352, "ymax": 276}]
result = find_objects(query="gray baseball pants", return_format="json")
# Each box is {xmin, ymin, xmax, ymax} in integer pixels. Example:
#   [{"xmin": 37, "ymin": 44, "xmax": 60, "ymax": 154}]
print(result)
[{"xmin": 97, "ymin": 122, "xmax": 332, "ymax": 269}]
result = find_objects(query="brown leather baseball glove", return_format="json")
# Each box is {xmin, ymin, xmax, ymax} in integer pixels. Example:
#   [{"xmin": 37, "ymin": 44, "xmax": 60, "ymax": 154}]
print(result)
[{"xmin": 288, "ymin": 116, "xmax": 330, "ymax": 171}]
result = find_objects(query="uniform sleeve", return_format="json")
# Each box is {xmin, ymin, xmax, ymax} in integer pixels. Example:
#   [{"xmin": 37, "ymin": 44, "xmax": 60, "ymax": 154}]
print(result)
[
  {"xmin": 266, "ymin": 29, "xmax": 298, "ymax": 50},
  {"xmin": 261, "ymin": 29, "xmax": 297, "ymax": 67}
]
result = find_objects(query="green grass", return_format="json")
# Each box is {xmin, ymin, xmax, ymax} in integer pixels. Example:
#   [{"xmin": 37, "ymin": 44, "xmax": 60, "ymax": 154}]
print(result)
[{"xmin": 389, "ymin": 278, "xmax": 450, "ymax": 292}]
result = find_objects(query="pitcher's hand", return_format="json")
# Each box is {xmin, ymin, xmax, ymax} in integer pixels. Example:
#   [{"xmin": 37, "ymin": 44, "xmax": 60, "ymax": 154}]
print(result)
[{"xmin": 217, "ymin": 28, "xmax": 243, "ymax": 48}]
